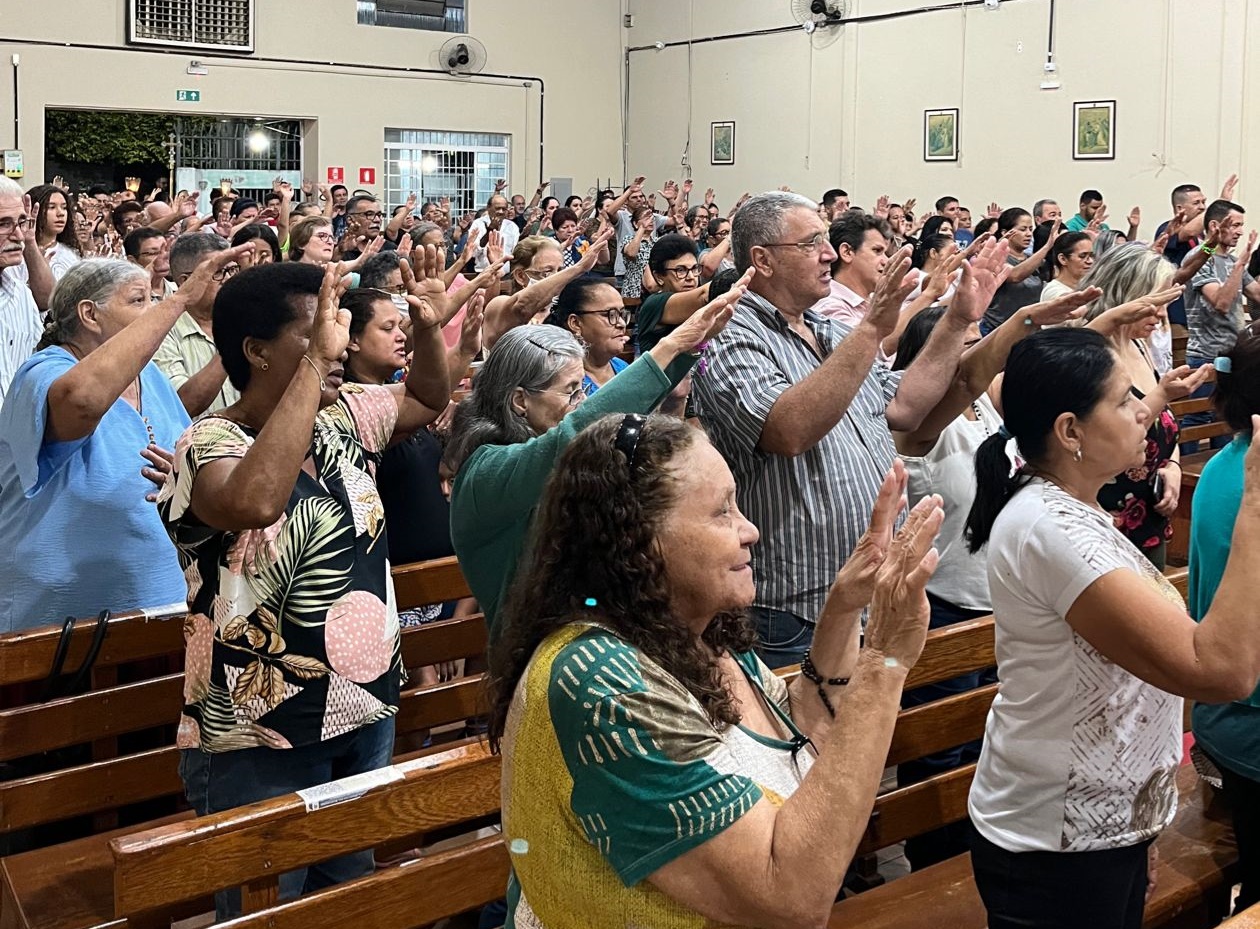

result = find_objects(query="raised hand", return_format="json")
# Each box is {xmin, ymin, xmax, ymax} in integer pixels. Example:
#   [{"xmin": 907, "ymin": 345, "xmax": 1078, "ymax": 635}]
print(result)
[
  {"xmin": 317, "ymin": 183, "xmax": 330, "ymax": 201},
  {"xmin": 864, "ymin": 494, "xmax": 945, "ymax": 670},
  {"xmin": 704, "ymin": 187, "xmax": 716, "ymax": 206},
  {"xmin": 177, "ymin": 191, "xmax": 200, "ymax": 218},
  {"xmin": 457, "ymin": 289, "xmax": 486, "ymax": 358},
  {"xmin": 662, "ymin": 179, "xmax": 680, "ymax": 202},
  {"xmin": 986, "ymin": 201, "xmax": 1001, "ymax": 219},
  {"xmin": 1246, "ymin": 230, "xmax": 1259, "ymax": 257},
  {"xmin": 1088, "ymin": 285, "xmax": 1184, "ymax": 335},
  {"xmin": 396, "ymin": 233, "xmax": 414, "ymax": 258},
  {"xmin": 402, "ymin": 242, "xmax": 454, "ymax": 325},
  {"xmin": 828, "ymin": 461, "xmax": 908, "ymax": 613},
  {"xmin": 311, "ymin": 263, "xmax": 352, "ymax": 368},
  {"xmin": 874, "ymin": 194, "xmax": 891, "ymax": 219},
  {"xmin": 663, "ymin": 267, "xmax": 753, "ymax": 352},
  {"xmin": 577, "ymin": 226, "xmax": 615, "ymax": 271},
  {"xmin": 177, "ymin": 243, "xmax": 255, "ymax": 312},
  {"xmin": 301, "ymin": 179, "xmax": 314, "ymax": 197},
  {"xmin": 21, "ymin": 195, "xmax": 38, "ymax": 247},
  {"xmin": 863, "ymin": 245, "xmax": 916, "ymax": 339},
  {"xmin": 1128, "ymin": 205, "xmax": 1141, "ymax": 229},
  {"xmin": 1222, "ymin": 173, "xmax": 1240, "ymax": 201},
  {"xmin": 682, "ymin": 178, "xmax": 694, "ymax": 196},
  {"xmin": 405, "ymin": 191, "xmax": 417, "ymax": 213},
  {"xmin": 903, "ymin": 197, "xmax": 917, "ymax": 215},
  {"xmin": 486, "ymin": 228, "xmax": 505, "ymax": 266},
  {"xmin": 1087, "ymin": 204, "xmax": 1109, "ymax": 232},
  {"xmin": 494, "ymin": 178, "xmax": 507, "ymax": 194},
  {"xmin": 946, "ymin": 237, "xmax": 1008, "ymax": 323},
  {"xmin": 1157, "ymin": 363, "xmax": 1213, "ymax": 402}
]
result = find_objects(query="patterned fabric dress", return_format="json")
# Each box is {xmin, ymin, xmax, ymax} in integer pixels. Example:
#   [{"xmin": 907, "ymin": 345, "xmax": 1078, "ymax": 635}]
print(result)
[
  {"xmin": 501, "ymin": 622, "xmax": 813, "ymax": 928},
  {"xmin": 1097, "ymin": 385, "xmax": 1179, "ymax": 553},
  {"xmin": 159, "ymin": 384, "xmax": 404, "ymax": 753}
]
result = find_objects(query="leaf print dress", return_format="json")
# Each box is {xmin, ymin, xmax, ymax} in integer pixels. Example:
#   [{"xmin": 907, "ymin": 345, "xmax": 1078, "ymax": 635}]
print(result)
[{"xmin": 160, "ymin": 384, "xmax": 404, "ymax": 753}]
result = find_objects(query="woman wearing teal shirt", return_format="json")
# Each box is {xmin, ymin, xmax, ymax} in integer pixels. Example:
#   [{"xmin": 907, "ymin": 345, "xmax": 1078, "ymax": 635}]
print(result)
[
  {"xmin": 1189, "ymin": 326, "xmax": 1260, "ymax": 914},
  {"xmin": 445, "ymin": 282, "xmax": 746, "ymax": 639}
]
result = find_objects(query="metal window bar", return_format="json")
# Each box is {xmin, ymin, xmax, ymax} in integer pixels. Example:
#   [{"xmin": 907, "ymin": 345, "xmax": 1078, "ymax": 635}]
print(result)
[
  {"xmin": 383, "ymin": 130, "xmax": 508, "ymax": 219},
  {"xmin": 131, "ymin": 0, "xmax": 252, "ymax": 49},
  {"xmin": 356, "ymin": 0, "xmax": 466, "ymax": 33}
]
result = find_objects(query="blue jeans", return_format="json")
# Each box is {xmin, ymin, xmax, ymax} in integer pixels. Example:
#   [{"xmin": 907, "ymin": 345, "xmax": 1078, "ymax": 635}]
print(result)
[
  {"xmin": 1180, "ymin": 355, "xmax": 1229, "ymax": 454},
  {"xmin": 749, "ymin": 606, "xmax": 814, "ymax": 670},
  {"xmin": 897, "ymin": 592, "xmax": 995, "ymax": 870},
  {"xmin": 179, "ymin": 715, "xmax": 396, "ymax": 921}
]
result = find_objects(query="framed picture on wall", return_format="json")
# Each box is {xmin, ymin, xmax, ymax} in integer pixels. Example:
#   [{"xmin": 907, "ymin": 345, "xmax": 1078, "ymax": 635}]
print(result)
[
  {"xmin": 923, "ymin": 108, "xmax": 959, "ymax": 162},
  {"xmin": 1073, "ymin": 100, "xmax": 1115, "ymax": 160},
  {"xmin": 711, "ymin": 121, "xmax": 735, "ymax": 165}
]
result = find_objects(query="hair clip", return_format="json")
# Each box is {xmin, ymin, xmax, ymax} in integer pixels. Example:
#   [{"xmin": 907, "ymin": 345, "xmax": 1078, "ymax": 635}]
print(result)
[
  {"xmin": 614, "ymin": 413, "xmax": 648, "ymax": 468},
  {"xmin": 1214, "ymin": 356, "xmax": 1233, "ymax": 374},
  {"xmin": 583, "ymin": 598, "xmax": 598, "ymax": 608}
]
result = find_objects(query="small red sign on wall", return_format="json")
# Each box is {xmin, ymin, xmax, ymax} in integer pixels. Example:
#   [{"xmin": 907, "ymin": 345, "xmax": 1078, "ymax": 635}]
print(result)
[
  {"xmin": 358, "ymin": 167, "xmax": 377, "ymax": 186},
  {"xmin": 326, "ymin": 166, "xmax": 345, "ymax": 184}
]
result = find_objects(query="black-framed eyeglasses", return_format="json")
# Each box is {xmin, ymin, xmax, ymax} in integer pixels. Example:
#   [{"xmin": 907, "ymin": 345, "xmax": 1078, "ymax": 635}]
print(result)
[
  {"xmin": 575, "ymin": 308, "xmax": 629, "ymax": 325},
  {"xmin": 312, "ymin": 232, "xmax": 336, "ymax": 244},
  {"xmin": 663, "ymin": 264, "xmax": 700, "ymax": 279},
  {"xmin": 212, "ymin": 264, "xmax": 240, "ymax": 282},
  {"xmin": 762, "ymin": 232, "xmax": 830, "ymax": 254},
  {"xmin": 350, "ymin": 210, "xmax": 384, "ymax": 221},
  {"xmin": 0, "ymin": 217, "xmax": 31, "ymax": 237}
]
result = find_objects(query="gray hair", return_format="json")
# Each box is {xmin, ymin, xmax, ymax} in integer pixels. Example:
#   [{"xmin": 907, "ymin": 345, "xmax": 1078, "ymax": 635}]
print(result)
[
  {"xmin": 1081, "ymin": 242, "xmax": 1174, "ymax": 321},
  {"xmin": 0, "ymin": 177, "xmax": 23, "ymax": 201},
  {"xmin": 169, "ymin": 231, "xmax": 229, "ymax": 280},
  {"xmin": 37, "ymin": 258, "xmax": 148, "ymax": 350},
  {"xmin": 1032, "ymin": 198, "xmax": 1059, "ymax": 222},
  {"xmin": 359, "ymin": 251, "xmax": 404, "ymax": 290},
  {"xmin": 731, "ymin": 191, "xmax": 818, "ymax": 273},
  {"xmin": 410, "ymin": 221, "xmax": 442, "ymax": 243},
  {"xmin": 1091, "ymin": 229, "xmax": 1127, "ymax": 261},
  {"xmin": 444, "ymin": 325, "xmax": 585, "ymax": 475}
]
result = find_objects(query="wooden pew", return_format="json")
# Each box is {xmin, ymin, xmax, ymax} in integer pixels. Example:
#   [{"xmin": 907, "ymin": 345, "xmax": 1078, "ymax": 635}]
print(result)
[{"xmin": 1222, "ymin": 901, "xmax": 1260, "ymax": 927}]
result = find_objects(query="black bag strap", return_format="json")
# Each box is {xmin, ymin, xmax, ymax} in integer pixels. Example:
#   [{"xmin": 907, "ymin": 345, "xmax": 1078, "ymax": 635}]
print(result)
[{"xmin": 39, "ymin": 609, "xmax": 111, "ymax": 703}]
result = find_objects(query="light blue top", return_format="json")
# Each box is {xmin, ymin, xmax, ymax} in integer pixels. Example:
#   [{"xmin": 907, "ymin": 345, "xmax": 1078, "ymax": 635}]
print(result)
[
  {"xmin": 0, "ymin": 347, "xmax": 191, "ymax": 632},
  {"xmin": 1188, "ymin": 436, "xmax": 1260, "ymax": 779},
  {"xmin": 580, "ymin": 356, "xmax": 628, "ymax": 397}
]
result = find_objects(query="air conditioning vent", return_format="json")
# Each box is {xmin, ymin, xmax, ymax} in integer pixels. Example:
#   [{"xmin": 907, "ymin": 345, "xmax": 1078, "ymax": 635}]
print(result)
[{"xmin": 129, "ymin": 0, "xmax": 254, "ymax": 52}]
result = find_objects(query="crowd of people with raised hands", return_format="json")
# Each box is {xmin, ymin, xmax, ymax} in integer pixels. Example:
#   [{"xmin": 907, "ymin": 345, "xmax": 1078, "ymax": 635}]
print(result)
[{"xmin": 3, "ymin": 162, "xmax": 1260, "ymax": 929}]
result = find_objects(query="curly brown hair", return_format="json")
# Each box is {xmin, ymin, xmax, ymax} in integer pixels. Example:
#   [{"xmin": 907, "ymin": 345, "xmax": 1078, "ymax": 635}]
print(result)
[{"xmin": 487, "ymin": 413, "xmax": 756, "ymax": 750}]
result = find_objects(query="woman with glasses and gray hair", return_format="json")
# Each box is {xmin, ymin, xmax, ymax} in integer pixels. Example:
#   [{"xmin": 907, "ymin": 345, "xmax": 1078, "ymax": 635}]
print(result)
[
  {"xmin": 446, "ymin": 278, "xmax": 748, "ymax": 640},
  {"xmin": 0, "ymin": 249, "xmax": 243, "ymax": 632}
]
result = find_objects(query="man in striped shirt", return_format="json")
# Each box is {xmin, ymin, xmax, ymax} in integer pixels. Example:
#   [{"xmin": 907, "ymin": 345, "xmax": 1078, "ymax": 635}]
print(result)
[
  {"xmin": 694, "ymin": 191, "xmax": 992, "ymax": 667},
  {"xmin": 0, "ymin": 178, "xmax": 50, "ymax": 406}
]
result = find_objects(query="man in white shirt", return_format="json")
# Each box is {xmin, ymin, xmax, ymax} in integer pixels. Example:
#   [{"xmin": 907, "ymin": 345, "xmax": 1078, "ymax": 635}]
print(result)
[
  {"xmin": 0, "ymin": 177, "xmax": 50, "ymax": 405},
  {"xmin": 467, "ymin": 194, "xmax": 519, "ymax": 276}
]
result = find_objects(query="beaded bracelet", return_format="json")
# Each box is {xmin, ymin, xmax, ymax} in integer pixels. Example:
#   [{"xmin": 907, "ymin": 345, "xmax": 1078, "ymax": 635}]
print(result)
[{"xmin": 800, "ymin": 647, "xmax": 849, "ymax": 718}]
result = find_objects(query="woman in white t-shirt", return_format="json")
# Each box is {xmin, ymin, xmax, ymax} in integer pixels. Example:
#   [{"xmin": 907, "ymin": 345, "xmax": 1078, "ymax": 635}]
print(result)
[{"xmin": 963, "ymin": 327, "xmax": 1260, "ymax": 929}]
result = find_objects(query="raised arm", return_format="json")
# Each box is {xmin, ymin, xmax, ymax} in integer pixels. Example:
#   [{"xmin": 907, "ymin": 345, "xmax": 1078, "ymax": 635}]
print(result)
[
  {"xmin": 1004, "ymin": 218, "xmax": 1060, "ymax": 284},
  {"xmin": 21, "ymin": 196, "xmax": 55, "ymax": 309},
  {"xmin": 1201, "ymin": 231, "xmax": 1256, "ymax": 314},
  {"xmin": 759, "ymin": 248, "xmax": 917, "ymax": 457},
  {"xmin": 46, "ymin": 246, "xmax": 250, "ymax": 443}
]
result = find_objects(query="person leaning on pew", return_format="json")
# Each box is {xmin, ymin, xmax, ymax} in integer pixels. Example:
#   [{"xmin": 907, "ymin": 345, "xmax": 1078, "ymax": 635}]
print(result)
[
  {"xmin": 488, "ymin": 414, "xmax": 945, "ymax": 929},
  {"xmin": 1188, "ymin": 325, "xmax": 1260, "ymax": 916},
  {"xmin": 157, "ymin": 255, "xmax": 458, "ymax": 920},
  {"xmin": 963, "ymin": 327, "xmax": 1260, "ymax": 929}
]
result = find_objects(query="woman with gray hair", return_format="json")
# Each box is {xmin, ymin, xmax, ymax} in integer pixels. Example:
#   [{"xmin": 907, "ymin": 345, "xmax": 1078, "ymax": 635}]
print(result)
[
  {"xmin": 0, "ymin": 249, "xmax": 243, "ymax": 631},
  {"xmin": 1080, "ymin": 243, "xmax": 1213, "ymax": 567},
  {"xmin": 447, "ymin": 280, "xmax": 748, "ymax": 640}
]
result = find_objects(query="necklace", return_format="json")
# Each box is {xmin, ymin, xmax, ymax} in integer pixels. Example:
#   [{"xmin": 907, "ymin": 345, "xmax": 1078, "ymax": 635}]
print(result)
[
  {"xmin": 970, "ymin": 400, "xmax": 992, "ymax": 437},
  {"xmin": 135, "ymin": 375, "xmax": 157, "ymax": 447}
]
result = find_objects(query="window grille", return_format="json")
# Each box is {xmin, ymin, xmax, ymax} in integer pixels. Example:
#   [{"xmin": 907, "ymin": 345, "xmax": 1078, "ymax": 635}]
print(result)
[
  {"xmin": 357, "ymin": 0, "xmax": 466, "ymax": 33},
  {"xmin": 129, "ymin": 0, "xmax": 254, "ymax": 52},
  {"xmin": 384, "ymin": 128, "xmax": 508, "ymax": 218}
]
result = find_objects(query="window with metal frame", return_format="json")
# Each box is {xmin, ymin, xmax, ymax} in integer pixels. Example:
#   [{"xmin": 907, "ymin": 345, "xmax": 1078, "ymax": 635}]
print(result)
[
  {"xmin": 384, "ymin": 129, "xmax": 509, "ymax": 219},
  {"xmin": 357, "ymin": 0, "xmax": 466, "ymax": 33},
  {"xmin": 129, "ymin": 0, "xmax": 254, "ymax": 52}
]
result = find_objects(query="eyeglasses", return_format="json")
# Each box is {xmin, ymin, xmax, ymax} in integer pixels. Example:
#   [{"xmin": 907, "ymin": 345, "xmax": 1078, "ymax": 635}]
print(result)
[
  {"xmin": 523, "ymin": 267, "xmax": 559, "ymax": 281},
  {"xmin": 762, "ymin": 232, "xmax": 830, "ymax": 254},
  {"xmin": 312, "ymin": 232, "xmax": 336, "ymax": 244},
  {"xmin": 526, "ymin": 384, "xmax": 586, "ymax": 407},
  {"xmin": 0, "ymin": 217, "xmax": 31, "ymax": 237},
  {"xmin": 575, "ymin": 308, "xmax": 629, "ymax": 326},
  {"xmin": 212, "ymin": 264, "xmax": 240, "ymax": 282},
  {"xmin": 663, "ymin": 264, "xmax": 700, "ymax": 280},
  {"xmin": 350, "ymin": 210, "xmax": 384, "ymax": 221},
  {"xmin": 712, "ymin": 229, "xmax": 730, "ymax": 239},
  {"xmin": 369, "ymin": 284, "xmax": 409, "ymax": 296}
]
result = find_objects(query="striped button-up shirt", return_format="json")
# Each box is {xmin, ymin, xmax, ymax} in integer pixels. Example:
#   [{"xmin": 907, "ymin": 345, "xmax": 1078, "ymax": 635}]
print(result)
[
  {"xmin": 694, "ymin": 290, "xmax": 902, "ymax": 624},
  {"xmin": 0, "ymin": 265, "xmax": 42, "ymax": 408}
]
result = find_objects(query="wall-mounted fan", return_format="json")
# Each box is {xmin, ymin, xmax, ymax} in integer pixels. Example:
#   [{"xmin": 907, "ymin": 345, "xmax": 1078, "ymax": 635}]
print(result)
[
  {"xmin": 790, "ymin": 0, "xmax": 849, "ymax": 48},
  {"xmin": 439, "ymin": 35, "xmax": 487, "ymax": 75}
]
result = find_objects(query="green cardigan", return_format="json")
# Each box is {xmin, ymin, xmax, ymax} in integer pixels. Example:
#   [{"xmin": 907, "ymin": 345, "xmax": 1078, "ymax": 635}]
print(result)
[{"xmin": 450, "ymin": 353, "xmax": 690, "ymax": 640}]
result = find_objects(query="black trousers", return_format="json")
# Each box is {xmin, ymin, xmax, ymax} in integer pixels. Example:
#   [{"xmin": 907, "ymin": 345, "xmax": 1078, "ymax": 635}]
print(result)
[
  {"xmin": 970, "ymin": 822, "xmax": 1152, "ymax": 929},
  {"xmin": 1203, "ymin": 749, "xmax": 1260, "ymax": 914}
]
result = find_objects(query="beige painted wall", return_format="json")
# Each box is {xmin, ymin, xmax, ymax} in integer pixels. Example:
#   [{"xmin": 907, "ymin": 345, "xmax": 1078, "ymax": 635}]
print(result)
[
  {"xmin": 626, "ymin": 0, "xmax": 1260, "ymax": 226},
  {"xmin": 0, "ymin": 0, "xmax": 625, "ymax": 199}
]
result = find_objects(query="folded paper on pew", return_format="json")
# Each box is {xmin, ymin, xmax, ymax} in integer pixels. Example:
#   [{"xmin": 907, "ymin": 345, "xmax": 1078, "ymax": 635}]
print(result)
[
  {"xmin": 141, "ymin": 602, "xmax": 191, "ymax": 620},
  {"xmin": 297, "ymin": 765, "xmax": 405, "ymax": 812}
]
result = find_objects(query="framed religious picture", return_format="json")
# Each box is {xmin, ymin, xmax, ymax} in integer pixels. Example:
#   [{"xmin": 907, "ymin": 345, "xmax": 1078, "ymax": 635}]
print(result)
[
  {"xmin": 923, "ymin": 108, "xmax": 959, "ymax": 162},
  {"xmin": 711, "ymin": 121, "xmax": 735, "ymax": 165},
  {"xmin": 1073, "ymin": 100, "xmax": 1116, "ymax": 160}
]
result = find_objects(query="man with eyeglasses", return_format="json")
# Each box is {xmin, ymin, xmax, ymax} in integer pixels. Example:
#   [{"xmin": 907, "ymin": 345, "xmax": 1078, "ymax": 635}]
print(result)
[
  {"xmin": 693, "ymin": 191, "xmax": 1004, "ymax": 667},
  {"xmin": 154, "ymin": 233, "xmax": 240, "ymax": 415},
  {"xmin": 339, "ymin": 195, "xmax": 397, "ymax": 262},
  {"xmin": 124, "ymin": 227, "xmax": 178, "ymax": 304},
  {"xmin": 0, "ymin": 177, "xmax": 50, "ymax": 404}
]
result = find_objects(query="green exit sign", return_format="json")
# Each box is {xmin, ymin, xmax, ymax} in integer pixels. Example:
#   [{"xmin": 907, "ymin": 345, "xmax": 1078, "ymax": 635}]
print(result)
[{"xmin": 176, "ymin": 89, "xmax": 201, "ymax": 102}]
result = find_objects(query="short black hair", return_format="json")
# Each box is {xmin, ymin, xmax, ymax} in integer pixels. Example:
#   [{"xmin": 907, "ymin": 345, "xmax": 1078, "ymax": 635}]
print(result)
[
  {"xmin": 264, "ymin": 191, "xmax": 282, "ymax": 205},
  {"xmin": 1215, "ymin": 323, "xmax": 1260, "ymax": 433},
  {"xmin": 341, "ymin": 288, "xmax": 393, "ymax": 341},
  {"xmin": 828, "ymin": 212, "xmax": 890, "ymax": 273},
  {"xmin": 214, "ymin": 262, "xmax": 324, "ymax": 391},
  {"xmin": 344, "ymin": 195, "xmax": 379, "ymax": 217},
  {"xmin": 230, "ymin": 198, "xmax": 259, "ymax": 219},
  {"xmin": 330, "ymin": 184, "xmax": 348, "ymax": 196},
  {"xmin": 822, "ymin": 188, "xmax": 849, "ymax": 208},
  {"xmin": 550, "ymin": 207, "xmax": 578, "ymax": 229},
  {"xmin": 1171, "ymin": 184, "xmax": 1202, "ymax": 207},
  {"xmin": 359, "ymin": 251, "xmax": 404, "ymax": 290},
  {"xmin": 935, "ymin": 196, "xmax": 959, "ymax": 212},
  {"xmin": 87, "ymin": 186, "xmax": 110, "ymax": 198},
  {"xmin": 123, "ymin": 226, "xmax": 165, "ymax": 260},
  {"xmin": 231, "ymin": 223, "xmax": 281, "ymax": 263},
  {"xmin": 648, "ymin": 233, "xmax": 700, "ymax": 278},
  {"xmin": 1205, "ymin": 199, "xmax": 1245, "ymax": 229},
  {"xmin": 1079, "ymin": 189, "xmax": 1103, "ymax": 205},
  {"xmin": 707, "ymin": 266, "xmax": 741, "ymax": 300},
  {"xmin": 893, "ymin": 305, "xmax": 948, "ymax": 371},
  {"xmin": 548, "ymin": 274, "xmax": 617, "ymax": 327}
]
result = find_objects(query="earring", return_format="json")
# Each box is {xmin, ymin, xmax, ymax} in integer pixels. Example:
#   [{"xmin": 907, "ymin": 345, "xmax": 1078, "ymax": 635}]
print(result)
[
  {"xmin": 1073, "ymin": 447, "xmax": 1083, "ymax": 462},
  {"xmin": 261, "ymin": 362, "xmax": 270, "ymax": 371}
]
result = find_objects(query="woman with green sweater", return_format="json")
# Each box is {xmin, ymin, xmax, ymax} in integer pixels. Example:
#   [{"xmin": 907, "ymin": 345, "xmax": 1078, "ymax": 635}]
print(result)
[{"xmin": 445, "ymin": 282, "xmax": 747, "ymax": 638}]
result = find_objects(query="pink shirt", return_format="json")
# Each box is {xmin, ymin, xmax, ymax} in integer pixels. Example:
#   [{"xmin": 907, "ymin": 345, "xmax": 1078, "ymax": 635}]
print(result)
[
  {"xmin": 813, "ymin": 278, "xmax": 869, "ymax": 328},
  {"xmin": 442, "ymin": 273, "xmax": 471, "ymax": 349}
]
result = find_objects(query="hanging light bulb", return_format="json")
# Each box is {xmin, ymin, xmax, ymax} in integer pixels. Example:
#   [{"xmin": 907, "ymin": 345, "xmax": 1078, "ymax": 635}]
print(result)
[
  {"xmin": 421, "ymin": 154, "xmax": 440, "ymax": 174},
  {"xmin": 247, "ymin": 129, "xmax": 270, "ymax": 153}
]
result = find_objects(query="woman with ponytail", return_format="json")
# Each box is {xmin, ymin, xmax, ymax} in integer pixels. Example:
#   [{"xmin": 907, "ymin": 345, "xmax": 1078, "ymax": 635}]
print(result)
[{"xmin": 963, "ymin": 327, "xmax": 1260, "ymax": 929}]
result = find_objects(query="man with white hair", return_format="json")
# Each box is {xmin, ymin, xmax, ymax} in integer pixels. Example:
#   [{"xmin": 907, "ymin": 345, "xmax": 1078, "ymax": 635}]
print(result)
[
  {"xmin": 0, "ymin": 177, "xmax": 53, "ymax": 403},
  {"xmin": 694, "ymin": 190, "xmax": 1001, "ymax": 666}
]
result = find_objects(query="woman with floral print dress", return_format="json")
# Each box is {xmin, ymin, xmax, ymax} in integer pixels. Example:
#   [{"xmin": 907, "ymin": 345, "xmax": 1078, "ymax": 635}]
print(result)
[{"xmin": 158, "ymin": 250, "xmax": 457, "ymax": 919}]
